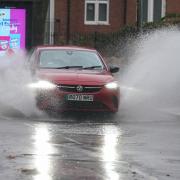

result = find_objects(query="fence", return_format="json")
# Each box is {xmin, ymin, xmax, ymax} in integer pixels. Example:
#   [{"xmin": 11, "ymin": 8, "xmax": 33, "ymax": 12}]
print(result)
[{"xmin": 69, "ymin": 26, "xmax": 138, "ymax": 55}]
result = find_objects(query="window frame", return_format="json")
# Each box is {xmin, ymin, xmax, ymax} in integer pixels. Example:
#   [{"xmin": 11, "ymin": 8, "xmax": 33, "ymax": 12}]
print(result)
[{"xmin": 84, "ymin": 0, "xmax": 109, "ymax": 25}]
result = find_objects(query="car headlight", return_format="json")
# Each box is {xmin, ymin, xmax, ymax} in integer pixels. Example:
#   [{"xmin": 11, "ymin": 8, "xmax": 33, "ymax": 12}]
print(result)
[
  {"xmin": 27, "ymin": 80, "xmax": 56, "ymax": 90},
  {"xmin": 105, "ymin": 81, "xmax": 119, "ymax": 89}
]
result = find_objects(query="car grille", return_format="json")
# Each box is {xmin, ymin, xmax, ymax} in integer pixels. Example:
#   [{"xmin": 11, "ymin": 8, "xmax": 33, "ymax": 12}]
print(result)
[
  {"xmin": 58, "ymin": 84, "xmax": 102, "ymax": 93},
  {"xmin": 62, "ymin": 101, "xmax": 108, "ymax": 110}
]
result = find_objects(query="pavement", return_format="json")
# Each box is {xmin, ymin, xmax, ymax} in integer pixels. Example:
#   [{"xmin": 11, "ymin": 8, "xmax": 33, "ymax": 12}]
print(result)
[{"xmin": 0, "ymin": 110, "xmax": 180, "ymax": 180}]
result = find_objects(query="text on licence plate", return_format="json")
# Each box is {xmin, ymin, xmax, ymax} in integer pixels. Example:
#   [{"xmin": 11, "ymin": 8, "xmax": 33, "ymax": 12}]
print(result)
[{"xmin": 67, "ymin": 94, "xmax": 94, "ymax": 101}]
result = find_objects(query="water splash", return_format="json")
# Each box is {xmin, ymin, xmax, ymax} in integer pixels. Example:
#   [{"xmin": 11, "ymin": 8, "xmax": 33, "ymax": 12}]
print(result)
[
  {"xmin": 0, "ymin": 51, "xmax": 41, "ymax": 118},
  {"xmin": 120, "ymin": 28, "xmax": 180, "ymax": 118}
]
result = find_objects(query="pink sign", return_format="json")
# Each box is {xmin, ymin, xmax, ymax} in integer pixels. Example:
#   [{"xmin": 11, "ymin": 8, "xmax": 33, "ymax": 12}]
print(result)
[{"xmin": 0, "ymin": 8, "xmax": 26, "ymax": 52}]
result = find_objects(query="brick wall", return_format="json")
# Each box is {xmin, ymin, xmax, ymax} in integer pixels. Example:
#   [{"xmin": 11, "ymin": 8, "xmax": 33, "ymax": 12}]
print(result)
[
  {"xmin": 70, "ymin": 0, "xmax": 124, "ymax": 33},
  {"xmin": 126, "ymin": 0, "xmax": 137, "ymax": 25},
  {"xmin": 55, "ymin": 0, "xmax": 68, "ymax": 42},
  {"xmin": 166, "ymin": 0, "xmax": 180, "ymax": 14}
]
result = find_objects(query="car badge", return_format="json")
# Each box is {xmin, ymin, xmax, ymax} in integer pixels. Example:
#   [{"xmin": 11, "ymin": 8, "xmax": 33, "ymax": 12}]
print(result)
[{"xmin": 76, "ymin": 85, "xmax": 83, "ymax": 92}]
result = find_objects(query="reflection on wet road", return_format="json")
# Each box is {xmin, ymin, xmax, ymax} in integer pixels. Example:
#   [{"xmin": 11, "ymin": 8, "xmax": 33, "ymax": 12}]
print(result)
[
  {"xmin": 33, "ymin": 124, "xmax": 53, "ymax": 180},
  {"xmin": 30, "ymin": 116, "xmax": 123, "ymax": 180},
  {"xmin": 102, "ymin": 126, "xmax": 121, "ymax": 180}
]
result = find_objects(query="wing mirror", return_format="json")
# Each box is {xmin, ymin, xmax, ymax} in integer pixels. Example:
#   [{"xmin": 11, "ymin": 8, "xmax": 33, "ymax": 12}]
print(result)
[{"xmin": 109, "ymin": 65, "xmax": 119, "ymax": 73}]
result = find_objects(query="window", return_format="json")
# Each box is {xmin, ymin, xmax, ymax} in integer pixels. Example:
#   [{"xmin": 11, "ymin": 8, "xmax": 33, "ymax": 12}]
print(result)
[
  {"xmin": 139, "ymin": 0, "xmax": 166, "ymax": 24},
  {"xmin": 85, "ymin": 0, "xmax": 109, "ymax": 25},
  {"xmin": 153, "ymin": 0, "xmax": 162, "ymax": 22},
  {"xmin": 39, "ymin": 50, "xmax": 104, "ymax": 69}
]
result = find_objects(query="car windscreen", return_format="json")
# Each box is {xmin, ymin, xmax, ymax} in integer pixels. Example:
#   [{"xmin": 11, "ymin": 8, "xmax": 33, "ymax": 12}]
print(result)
[{"xmin": 39, "ymin": 49, "xmax": 105, "ymax": 69}]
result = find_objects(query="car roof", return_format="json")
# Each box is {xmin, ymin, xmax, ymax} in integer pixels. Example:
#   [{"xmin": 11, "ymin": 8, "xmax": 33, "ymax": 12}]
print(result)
[{"xmin": 35, "ymin": 45, "xmax": 97, "ymax": 52}]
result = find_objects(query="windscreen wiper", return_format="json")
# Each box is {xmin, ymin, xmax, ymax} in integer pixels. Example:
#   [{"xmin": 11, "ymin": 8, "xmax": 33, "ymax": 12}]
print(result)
[
  {"xmin": 83, "ymin": 66, "xmax": 102, "ymax": 69},
  {"xmin": 55, "ymin": 66, "xmax": 83, "ymax": 69}
]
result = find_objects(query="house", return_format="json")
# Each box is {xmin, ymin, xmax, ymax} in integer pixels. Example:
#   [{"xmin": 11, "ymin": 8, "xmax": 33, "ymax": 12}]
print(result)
[
  {"xmin": 54, "ymin": 0, "xmax": 137, "ymax": 44},
  {"xmin": 54, "ymin": 0, "xmax": 180, "ymax": 44}
]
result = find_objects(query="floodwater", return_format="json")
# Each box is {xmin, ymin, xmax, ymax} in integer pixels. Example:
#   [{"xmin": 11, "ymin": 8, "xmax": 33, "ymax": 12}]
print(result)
[{"xmin": 0, "ymin": 28, "xmax": 180, "ymax": 180}]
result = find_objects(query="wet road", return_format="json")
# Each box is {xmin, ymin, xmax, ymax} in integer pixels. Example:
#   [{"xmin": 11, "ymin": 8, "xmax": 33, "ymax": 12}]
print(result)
[{"xmin": 0, "ymin": 112, "xmax": 180, "ymax": 180}]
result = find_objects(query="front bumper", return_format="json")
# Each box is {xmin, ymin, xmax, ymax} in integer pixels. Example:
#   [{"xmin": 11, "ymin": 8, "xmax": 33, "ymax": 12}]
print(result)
[{"xmin": 36, "ymin": 86, "xmax": 120, "ymax": 113}]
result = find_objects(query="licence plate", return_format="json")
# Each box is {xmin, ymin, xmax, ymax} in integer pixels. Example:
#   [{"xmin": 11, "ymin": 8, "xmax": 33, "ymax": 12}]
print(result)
[{"xmin": 66, "ymin": 94, "xmax": 94, "ymax": 101}]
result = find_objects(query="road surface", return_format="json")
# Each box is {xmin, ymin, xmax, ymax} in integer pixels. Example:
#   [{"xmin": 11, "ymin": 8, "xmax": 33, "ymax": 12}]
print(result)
[{"xmin": 0, "ymin": 110, "xmax": 180, "ymax": 180}]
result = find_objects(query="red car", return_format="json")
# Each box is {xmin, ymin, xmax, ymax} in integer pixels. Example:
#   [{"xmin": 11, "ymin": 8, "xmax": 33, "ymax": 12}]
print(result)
[{"xmin": 28, "ymin": 46, "xmax": 120, "ymax": 113}]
